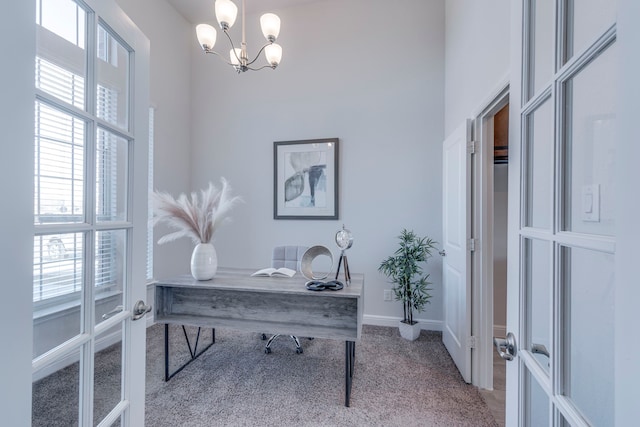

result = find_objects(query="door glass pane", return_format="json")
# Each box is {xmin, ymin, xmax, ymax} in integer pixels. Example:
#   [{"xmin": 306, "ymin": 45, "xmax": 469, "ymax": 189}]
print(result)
[
  {"xmin": 95, "ymin": 229, "xmax": 126, "ymax": 326},
  {"xmin": 94, "ymin": 324, "xmax": 123, "ymax": 425},
  {"xmin": 32, "ymin": 348, "xmax": 81, "ymax": 426},
  {"xmin": 96, "ymin": 128, "xmax": 129, "ymax": 222},
  {"xmin": 528, "ymin": 0, "xmax": 554, "ymax": 100},
  {"xmin": 561, "ymin": 246, "xmax": 614, "ymax": 425},
  {"xmin": 562, "ymin": 43, "xmax": 616, "ymax": 236},
  {"xmin": 524, "ymin": 368, "xmax": 549, "ymax": 427},
  {"xmin": 34, "ymin": 101, "xmax": 85, "ymax": 225},
  {"xmin": 97, "ymin": 24, "xmax": 129, "ymax": 131},
  {"xmin": 33, "ymin": 233, "xmax": 84, "ymax": 358},
  {"xmin": 524, "ymin": 97, "xmax": 553, "ymax": 229},
  {"xmin": 524, "ymin": 238, "xmax": 551, "ymax": 375},
  {"xmin": 36, "ymin": 0, "xmax": 86, "ymax": 109},
  {"xmin": 564, "ymin": 0, "xmax": 616, "ymax": 63}
]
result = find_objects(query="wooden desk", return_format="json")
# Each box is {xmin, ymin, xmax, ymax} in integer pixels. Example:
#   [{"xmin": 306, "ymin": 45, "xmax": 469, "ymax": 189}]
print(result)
[{"xmin": 154, "ymin": 267, "xmax": 364, "ymax": 406}]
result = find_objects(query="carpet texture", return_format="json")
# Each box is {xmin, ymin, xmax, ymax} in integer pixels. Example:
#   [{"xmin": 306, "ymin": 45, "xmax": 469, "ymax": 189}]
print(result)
[{"xmin": 34, "ymin": 324, "xmax": 498, "ymax": 426}]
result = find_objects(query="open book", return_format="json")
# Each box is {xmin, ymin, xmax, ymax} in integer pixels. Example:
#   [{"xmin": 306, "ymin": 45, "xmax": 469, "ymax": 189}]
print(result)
[{"xmin": 251, "ymin": 267, "xmax": 296, "ymax": 278}]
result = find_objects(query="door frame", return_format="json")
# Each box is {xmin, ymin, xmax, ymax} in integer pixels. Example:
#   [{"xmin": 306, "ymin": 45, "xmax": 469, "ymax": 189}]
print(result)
[
  {"xmin": 0, "ymin": 1, "xmax": 37, "ymax": 424},
  {"xmin": 467, "ymin": 78, "xmax": 510, "ymax": 390}
]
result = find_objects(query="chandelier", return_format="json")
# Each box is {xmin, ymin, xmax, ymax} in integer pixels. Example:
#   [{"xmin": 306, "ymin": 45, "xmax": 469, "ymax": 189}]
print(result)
[{"xmin": 196, "ymin": 0, "xmax": 282, "ymax": 73}]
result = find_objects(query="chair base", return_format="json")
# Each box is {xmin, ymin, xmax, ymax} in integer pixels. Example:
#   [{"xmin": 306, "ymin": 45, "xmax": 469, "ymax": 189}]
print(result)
[{"xmin": 264, "ymin": 334, "xmax": 303, "ymax": 354}]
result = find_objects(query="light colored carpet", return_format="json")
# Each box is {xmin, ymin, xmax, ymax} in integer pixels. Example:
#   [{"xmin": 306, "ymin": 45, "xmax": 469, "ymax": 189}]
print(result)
[{"xmin": 33, "ymin": 324, "xmax": 498, "ymax": 426}]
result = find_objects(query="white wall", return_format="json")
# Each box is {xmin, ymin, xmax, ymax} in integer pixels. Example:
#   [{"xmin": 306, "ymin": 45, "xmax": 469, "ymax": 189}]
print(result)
[
  {"xmin": 444, "ymin": 0, "xmax": 510, "ymax": 136},
  {"xmin": 189, "ymin": 0, "xmax": 446, "ymax": 326},
  {"xmin": 0, "ymin": 2, "xmax": 35, "ymax": 424},
  {"xmin": 116, "ymin": 0, "xmax": 194, "ymax": 279}
]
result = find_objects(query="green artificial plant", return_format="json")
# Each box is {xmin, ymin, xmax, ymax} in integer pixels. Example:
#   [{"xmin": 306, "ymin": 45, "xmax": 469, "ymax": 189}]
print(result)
[{"xmin": 378, "ymin": 229, "xmax": 437, "ymax": 325}]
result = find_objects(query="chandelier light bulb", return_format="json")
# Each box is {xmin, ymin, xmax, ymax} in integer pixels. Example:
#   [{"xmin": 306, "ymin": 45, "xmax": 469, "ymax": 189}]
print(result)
[
  {"xmin": 196, "ymin": 24, "xmax": 217, "ymax": 51},
  {"xmin": 230, "ymin": 48, "xmax": 242, "ymax": 66},
  {"xmin": 260, "ymin": 13, "xmax": 281, "ymax": 42},
  {"xmin": 265, "ymin": 43, "xmax": 282, "ymax": 67},
  {"xmin": 215, "ymin": 0, "xmax": 238, "ymax": 30}
]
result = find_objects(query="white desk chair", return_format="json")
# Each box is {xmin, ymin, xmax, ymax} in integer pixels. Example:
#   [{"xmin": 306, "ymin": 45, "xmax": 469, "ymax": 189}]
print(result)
[{"xmin": 263, "ymin": 245, "xmax": 308, "ymax": 354}]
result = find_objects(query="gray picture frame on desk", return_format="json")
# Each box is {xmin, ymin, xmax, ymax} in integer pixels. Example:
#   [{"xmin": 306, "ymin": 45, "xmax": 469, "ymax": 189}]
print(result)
[{"xmin": 273, "ymin": 138, "xmax": 339, "ymax": 220}]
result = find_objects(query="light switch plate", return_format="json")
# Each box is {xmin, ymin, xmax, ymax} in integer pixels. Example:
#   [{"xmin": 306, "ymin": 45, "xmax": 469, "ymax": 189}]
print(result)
[{"xmin": 581, "ymin": 184, "xmax": 600, "ymax": 222}]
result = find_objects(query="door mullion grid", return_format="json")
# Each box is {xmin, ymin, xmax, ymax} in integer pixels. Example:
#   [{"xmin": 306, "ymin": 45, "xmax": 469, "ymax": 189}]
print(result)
[
  {"xmin": 80, "ymin": 5, "xmax": 98, "ymax": 426},
  {"xmin": 520, "ymin": 0, "xmax": 559, "ymax": 424},
  {"xmin": 550, "ymin": 4, "xmax": 617, "ymax": 425}
]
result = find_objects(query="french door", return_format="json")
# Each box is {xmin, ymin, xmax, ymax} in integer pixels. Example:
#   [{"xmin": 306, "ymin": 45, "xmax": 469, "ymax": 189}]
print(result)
[
  {"xmin": 505, "ymin": 0, "xmax": 617, "ymax": 425},
  {"xmin": 31, "ymin": 0, "xmax": 149, "ymax": 425}
]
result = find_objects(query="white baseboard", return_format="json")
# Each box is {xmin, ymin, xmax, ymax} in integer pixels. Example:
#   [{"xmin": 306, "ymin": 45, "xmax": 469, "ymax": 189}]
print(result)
[
  {"xmin": 364, "ymin": 314, "xmax": 443, "ymax": 331},
  {"xmin": 493, "ymin": 324, "xmax": 506, "ymax": 337}
]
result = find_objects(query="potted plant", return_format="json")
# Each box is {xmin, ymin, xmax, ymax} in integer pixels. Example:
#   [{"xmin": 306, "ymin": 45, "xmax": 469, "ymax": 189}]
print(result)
[
  {"xmin": 151, "ymin": 178, "xmax": 241, "ymax": 280},
  {"xmin": 378, "ymin": 229, "xmax": 437, "ymax": 341}
]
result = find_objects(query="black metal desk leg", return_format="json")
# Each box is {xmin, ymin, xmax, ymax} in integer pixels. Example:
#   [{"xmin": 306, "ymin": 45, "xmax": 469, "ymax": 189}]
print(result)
[
  {"xmin": 345, "ymin": 341, "xmax": 356, "ymax": 407},
  {"xmin": 164, "ymin": 324, "xmax": 170, "ymax": 381},
  {"xmin": 164, "ymin": 324, "xmax": 215, "ymax": 381}
]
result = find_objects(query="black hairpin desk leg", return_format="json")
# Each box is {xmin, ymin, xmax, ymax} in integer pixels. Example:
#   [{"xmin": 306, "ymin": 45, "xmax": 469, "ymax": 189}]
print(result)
[
  {"xmin": 164, "ymin": 324, "xmax": 215, "ymax": 381},
  {"xmin": 345, "ymin": 340, "xmax": 356, "ymax": 407}
]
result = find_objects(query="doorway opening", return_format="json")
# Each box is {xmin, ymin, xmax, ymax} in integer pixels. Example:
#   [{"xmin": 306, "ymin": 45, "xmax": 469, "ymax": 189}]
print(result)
[{"xmin": 470, "ymin": 85, "xmax": 509, "ymax": 427}]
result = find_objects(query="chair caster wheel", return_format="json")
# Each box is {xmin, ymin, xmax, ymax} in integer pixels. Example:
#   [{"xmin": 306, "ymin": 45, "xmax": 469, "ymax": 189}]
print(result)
[
  {"xmin": 261, "ymin": 333, "xmax": 267, "ymax": 340},
  {"xmin": 265, "ymin": 347, "xmax": 272, "ymax": 354},
  {"xmin": 296, "ymin": 348, "xmax": 303, "ymax": 354}
]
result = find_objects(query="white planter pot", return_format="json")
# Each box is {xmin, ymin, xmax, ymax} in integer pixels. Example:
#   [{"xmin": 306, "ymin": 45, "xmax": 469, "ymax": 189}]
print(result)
[
  {"xmin": 190, "ymin": 243, "xmax": 218, "ymax": 280},
  {"xmin": 398, "ymin": 321, "xmax": 421, "ymax": 341}
]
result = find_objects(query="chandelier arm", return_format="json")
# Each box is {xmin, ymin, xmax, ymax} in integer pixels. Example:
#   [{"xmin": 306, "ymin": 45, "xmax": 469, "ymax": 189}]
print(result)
[
  {"xmin": 223, "ymin": 30, "xmax": 243, "ymax": 64},
  {"xmin": 247, "ymin": 64, "xmax": 276, "ymax": 71},
  {"xmin": 204, "ymin": 49, "xmax": 237, "ymax": 67},
  {"xmin": 245, "ymin": 43, "xmax": 271, "ymax": 66}
]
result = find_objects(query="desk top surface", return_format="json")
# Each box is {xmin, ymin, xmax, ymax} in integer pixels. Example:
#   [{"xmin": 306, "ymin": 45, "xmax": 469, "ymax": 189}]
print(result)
[{"xmin": 155, "ymin": 267, "xmax": 364, "ymax": 299}]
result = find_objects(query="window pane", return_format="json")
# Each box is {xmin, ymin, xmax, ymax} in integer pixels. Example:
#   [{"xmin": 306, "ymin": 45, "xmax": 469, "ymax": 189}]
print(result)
[
  {"xmin": 35, "ymin": 101, "xmax": 85, "ymax": 225},
  {"xmin": 564, "ymin": 0, "xmax": 616, "ymax": 63},
  {"xmin": 95, "ymin": 229, "xmax": 126, "ymax": 327},
  {"xmin": 97, "ymin": 25, "xmax": 129, "ymax": 130},
  {"xmin": 562, "ymin": 43, "xmax": 616, "ymax": 236},
  {"xmin": 33, "ymin": 233, "xmax": 84, "ymax": 303},
  {"xmin": 524, "ymin": 97, "xmax": 553, "ymax": 229},
  {"xmin": 524, "ymin": 368, "xmax": 549, "ymax": 426},
  {"xmin": 32, "ymin": 348, "xmax": 80, "ymax": 426},
  {"xmin": 94, "ymin": 324, "xmax": 123, "ymax": 425},
  {"xmin": 561, "ymin": 246, "xmax": 614, "ymax": 425},
  {"xmin": 528, "ymin": 0, "xmax": 554, "ymax": 100},
  {"xmin": 36, "ymin": 0, "xmax": 86, "ymax": 109},
  {"xmin": 525, "ymin": 238, "xmax": 551, "ymax": 375},
  {"xmin": 33, "ymin": 233, "xmax": 84, "ymax": 358},
  {"xmin": 147, "ymin": 107, "xmax": 155, "ymax": 280},
  {"xmin": 96, "ymin": 128, "xmax": 129, "ymax": 222}
]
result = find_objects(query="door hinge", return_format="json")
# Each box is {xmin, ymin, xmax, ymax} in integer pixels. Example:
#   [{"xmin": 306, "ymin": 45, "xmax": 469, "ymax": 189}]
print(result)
[
  {"xmin": 467, "ymin": 140, "xmax": 477, "ymax": 154},
  {"xmin": 467, "ymin": 336, "xmax": 477, "ymax": 349},
  {"xmin": 467, "ymin": 238, "xmax": 477, "ymax": 252}
]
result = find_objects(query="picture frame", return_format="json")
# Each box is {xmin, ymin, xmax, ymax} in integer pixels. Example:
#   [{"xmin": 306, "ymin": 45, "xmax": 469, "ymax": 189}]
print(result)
[{"xmin": 274, "ymin": 138, "xmax": 339, "ymax": 220}]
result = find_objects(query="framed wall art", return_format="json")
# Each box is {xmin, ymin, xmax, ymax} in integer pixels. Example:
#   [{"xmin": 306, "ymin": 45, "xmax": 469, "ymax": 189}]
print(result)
[{"xmin": 274, "ymin": 138, "xmax": 339, "ymax": 220}]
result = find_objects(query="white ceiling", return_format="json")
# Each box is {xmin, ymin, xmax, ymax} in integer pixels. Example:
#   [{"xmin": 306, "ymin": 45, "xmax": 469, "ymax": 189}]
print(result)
[{"xmin": 167, "ymin": 0, "xmax": 323, "ymax": 24}]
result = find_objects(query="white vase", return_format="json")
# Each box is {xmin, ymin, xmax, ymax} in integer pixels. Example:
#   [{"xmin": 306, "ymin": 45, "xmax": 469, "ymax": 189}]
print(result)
[
  {"xmin": 398, "ymin": 321, "xmax": 421, "ymax": 341},
  {"xmin": 190, "ymin": 242, "xmax": 218, "ymax": 280}
]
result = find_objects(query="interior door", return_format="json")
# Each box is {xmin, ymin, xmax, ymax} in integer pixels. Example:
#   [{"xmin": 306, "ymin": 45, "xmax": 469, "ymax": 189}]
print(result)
[
  {"xmin": 442, "ymin": 119, "xmax": 472, "ymax": 383},
  {"xmin": 31, "ymin": 0, "xmax": 150, "ymax": 425},
  {"xmin": 504, "ymin": 1, "xmax": 617, "ymax": 425}
]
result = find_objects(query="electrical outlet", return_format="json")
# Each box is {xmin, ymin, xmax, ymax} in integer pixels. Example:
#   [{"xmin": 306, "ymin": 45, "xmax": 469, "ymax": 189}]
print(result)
[{"xmin": 383, "ymin": 289, "xmax": 392, "ymax": 301}]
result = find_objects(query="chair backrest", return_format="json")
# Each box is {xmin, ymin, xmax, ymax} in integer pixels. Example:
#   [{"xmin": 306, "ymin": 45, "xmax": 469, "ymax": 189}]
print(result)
[{"xmin": 271, "ymin": 246, "xmax": 308, "ymax": 271}]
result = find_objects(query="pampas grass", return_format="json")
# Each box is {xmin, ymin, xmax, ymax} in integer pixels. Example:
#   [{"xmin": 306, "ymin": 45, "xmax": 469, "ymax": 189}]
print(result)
[{"xmin": 151, "ymin": 178, "xmax": 241, "ymax": 245}]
